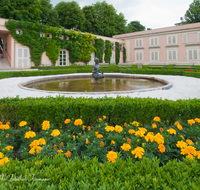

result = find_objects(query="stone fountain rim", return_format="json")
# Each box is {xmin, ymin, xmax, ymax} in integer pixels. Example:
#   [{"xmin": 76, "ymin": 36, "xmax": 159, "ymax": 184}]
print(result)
[{"xmin": 18, "ymin": 73, "xmax": 173, "ymax": 94}]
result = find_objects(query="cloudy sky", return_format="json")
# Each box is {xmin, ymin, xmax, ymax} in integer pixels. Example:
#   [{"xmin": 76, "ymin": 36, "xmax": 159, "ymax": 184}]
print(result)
[{"xmin": 51, "ymin": 0, "xmax": 193, "ymax": 29}]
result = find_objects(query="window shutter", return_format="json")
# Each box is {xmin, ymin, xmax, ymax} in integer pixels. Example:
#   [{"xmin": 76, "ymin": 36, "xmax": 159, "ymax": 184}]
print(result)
[
  {"xmin": 182, "ymin": 34, "xmax": 187, "ymax": 43},
  {"xmin": 169, "ymin": 51, "xmax": 172, "ymax": 60},
  {"xmin": 173, "ymin": 51, "xmax": 176, "ymax": 60},
  {"xmin": 155, "ymin": 52, "xmax": 158, "ymax": 61},
  {"xmin": 151, "ymin": 38, "xmax": 154, "ymax": 46},
  {"xmin": 140, "ymin": 52, "xmax": 142, "ymax": 61},
  {"xmin": 155, "ymin": 38, "xmax": 158, "ymax": 46},
  {"xmin": 189, "ymin": 50, "xmax": 192, "ymax": 60},
  {"xmin": 136, "ymin": 40, "xmax": 138, "ymax": 47},
  {"xmin": 151, "ymin": 52, "xmax": 154, "ymax": 60},
  {"xmin": 198, "ymin": 33, "xmax": 200, "ymax": 42},
  {"xmin": 173, "ymin": 36, "xmax": 176, "ymax": 44},
  {"xmin": 194, "ymin": 50, "xmax": 198, "ymax": 60},
  {"xmin": 168, "ymin": 36, "xmax": 171, "ymax": 44},
  {"xmin": 136, "ymin": 52, "xmax": 139, "ymax": 61},
  {"xmin": 139, "ymin": 40, "xmax": 142, "ymax": 47}
]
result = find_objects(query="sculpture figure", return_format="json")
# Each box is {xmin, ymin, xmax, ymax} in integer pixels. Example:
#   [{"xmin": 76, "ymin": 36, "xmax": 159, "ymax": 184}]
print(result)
[{"xmin": 92, "ymin": 58, "xmax": 104, "ymax": 82}]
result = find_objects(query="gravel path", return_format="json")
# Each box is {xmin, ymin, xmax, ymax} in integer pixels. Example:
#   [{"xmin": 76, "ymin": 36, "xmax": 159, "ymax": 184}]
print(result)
[{"xmin": 0, "ymin": 73, "xmax": 200, "ymax": 100}]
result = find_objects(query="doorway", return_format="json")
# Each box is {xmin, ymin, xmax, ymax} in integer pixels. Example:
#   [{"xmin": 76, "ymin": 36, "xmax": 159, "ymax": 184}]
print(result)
[{"xmin": 0, "ymin": 38, "xmax": 4, "ymax": 58}]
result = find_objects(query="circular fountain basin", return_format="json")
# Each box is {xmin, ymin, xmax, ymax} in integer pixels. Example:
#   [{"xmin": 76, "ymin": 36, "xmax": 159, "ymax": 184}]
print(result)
[{"xmin": 19, "ymin": 73, "xmax": 173, "ymax": 94}]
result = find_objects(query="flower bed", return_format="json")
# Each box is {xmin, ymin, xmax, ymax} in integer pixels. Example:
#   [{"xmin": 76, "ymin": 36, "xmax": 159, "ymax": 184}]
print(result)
[{"xmin": 0, "ymin": 117, "xmax": 200, "ymax": 166}]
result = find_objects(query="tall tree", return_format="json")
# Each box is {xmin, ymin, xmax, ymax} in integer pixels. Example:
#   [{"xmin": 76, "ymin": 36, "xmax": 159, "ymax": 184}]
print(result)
[
  {"xmin": 55, "ymin": 1, "xmax": 85, "ymax": 31},
  {"xmin": 83, "ymin": 1, "xmax": 127, "ymax": 37},
  {"xmin": 181, "ymin": 0, "xmax": 200, "ymax": 24},
  {"xmin": 0, "ymin": 0, "xmax": 41, "ymax": 22},
  {"xmin": 125, "ymin": 21, "xmax": 145, "ymax": 33},
  {"xmin": 40, "ymin": 0, "xmax": 59, "ymax": 27}
]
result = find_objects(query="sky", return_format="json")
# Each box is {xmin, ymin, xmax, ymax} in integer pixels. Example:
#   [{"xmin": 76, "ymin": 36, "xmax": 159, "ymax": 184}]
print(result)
[{"xmin": 51, "ymin": 0, "xmax": 194, "ymax": 30}]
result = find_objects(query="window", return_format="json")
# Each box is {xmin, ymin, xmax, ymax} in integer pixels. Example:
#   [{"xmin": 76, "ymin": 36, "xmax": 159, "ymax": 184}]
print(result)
[
  {"xmin": 64, "ymin": 36, "xmax": 69, "ymax": 40},
  {"xmin": 40, "ymin": 33, "xmax": 45, "ymax": 37},
  {"xmin": 168, "ymin": 50, "xmax": 177, "ymax": 61},
  {"xmin": 150, "ymin": 37, "xmax": 159, "ymax": 46},
  {"xmin": 60, "ymin": 35, "xmax": 64, "ymax": 40},
  {"xmin": 16, "ymin": 29, "xmax": 22, "ymax": 35},
  {"xmin": 135, "ymin": 51, "xmax": 143, "ymax": 61},
  {"xmin": 167, "ymin": 35, "xmax": 177, "ymax": 45},
  {"xmin": 47, "ymin": 33, "xmax": 52, "ymax": 38},
  {"xmin": 198, "ymin": 32, "xmax": 200, "ymax": 43},
  {"xmin": 150, "ymin": 51, "xmax": 159, "ymax": 61},
  {"xmin": 188, "ymin": 49, "xmax": 198, "ymax": 61},
  {"xmin": 120, "ymin": 44, "xmax": 123, "ymax": 51},
  {"xmin": 182, "ymin": 34, "xmax": 187, "ymax": 43},
  {"xmin": 135, "ymin": 39, "xmax": 143, "ymax": 48},
  {"xmin": 59, "ymin": 50, "xmax": 67, "ymax": 66}
]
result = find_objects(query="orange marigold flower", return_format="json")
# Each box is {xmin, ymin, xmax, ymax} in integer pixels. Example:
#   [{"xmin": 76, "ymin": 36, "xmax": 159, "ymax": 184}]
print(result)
[
  {"xmin": 128, "ymin": 129, "xmax": 135, "ymax": 134},
  {"xmin": 131, "ymin": 147, "xmax": 145, "ymax": 159},
  {"xmin": 127, "ymin": 138, "xmax": 131, "ymax": 144},
  {"xmin": 186, "ymin": 139, "xmax": 193, "ymax": 145},
  {"xmin": 0, "ymin": 125, "xmax": 10, "ymax": 130},
  {"xmin": 29, "ymin": 146, "xmax": 42, "ymax": 155},
  {"xmin": 82, "ymin": 125, "xmax": 86, "ymax": 128},
  {"xmin": 85, "ymin": 139, "xmax": 89, "ymax": 145},
  {"xmin": 57, "ymin": 149, "xmax": 63, "ymax": 154},
  {"xmin": 180, "ymin": 135, "xmax": 184, "ymax": 139},
  {"xmin": 167, "ymin": 128, "xmax": 176, "ymax": 135},
  {"xmin": 105, "ymin": 126, "xmax": 115, "ymax": 132},
  {"xmin": 186, "ymin": 154, "xmax": 194, "ymax": 160},
  {"xmin": 81, "ymin": 136, "xmax": 84, "ymax": 139},
  {"xmin": 114, "ymin": 125, "xmax": 123, "ymax": 133},
  {"xmin": 158, "ymin": 144, "xmax": 165, "ymax": 153},
  {"xmin": 0, "ymin": 152, "xmax": 4, "ymax": 159},
  {"xmin": 65, "ymin": 151, "xmax": 71, "ymax": 158},
  {"xmin": 88, "ymin": 126, "xmax": 91, "ymax": 131},
  {"xmin": 124, "ymin": 123, "xmax": 128, "ymax": 127},
  {"xmin": 187, "ymin": 119, "xmax": 195, "ymax": 126},
  {"xmin": 181, "ymin": 146, "xmax": 196, "ymax": 155},
  {"xmin": 97, "ymin": 134, "xmax": 103, "ymax": 139},
  {"xmin": 98, "ymin": 118, "xmax": 102, "ymax": 121},
  {"xmin": 152, "ymin": 123, "xmax": 157, "ymax": 128},
  {"xmin": 19, "ymin": 121, "xmax": 27, "ymax": 127},
  {"xmin": 6, "ymin": 134, "xmax": 9, "ymax": 137},
  {"xmin": 51, "ymin": 129, "xmax": 60, "ymax": 137},
  {"xmin": 53, "ymin": 145, "xmax": 57, "ymax": 150},
  {"xmin": 145, "ymin": 132, "xmax": 154, "ymax": 142},
  {"xmin": 95, "ymin": 131, "xmax": 99, "ymax": 135},
  {"xmin": 195, "ymin": 118, "xmax": 200, "ymax": 123},
  {"xmin": 38, "ymin": 138, "xmax": 46, "ymax": 146},
  {"xmin": 121, "ymin": 143, "xmax": 131, "ymax": 151},
  {"xmin": 153, "ymin": 117, "xmax": 161, "ymax": 122},
  {"xmin": 73, "ymin": 135, "xmax": 75, "ymax": 139},
  {"xmin": 64, "ymin": 119, "xmax": 70, "ymax": 124},
  {"xmin": 6, "ymin": 121, "xmax": 10, "ymax": 125},
  {"xmin": 60, "ymin": 142, "xmax": 64, "ymax": 147},
  {"xmin": 154, "ymin": 133, "xmax": 164, "ymax": 144},
  {"xmin": 111, "ymin": 140, "xmax": 115, "ymax": 144},
  {"xmin": 42, "ymin": 120, "xmax": 50, "ymax": 130},
  {"xmin": 176, "ymin": 124, "xmax": 183, "ymax": 130},
  {"xmin": 5, "ymin": 146, "xmax": 14, "ymax": 151},
  {"xmin": 30, "ymin": 140, "xmax": 39, "ymax": 148},
  {"xmin": 159, "ymin": 127, "xmax": 164, "ymax": 132},
  {"xmin": 107, "ymin": 151, "xmax": 118, "ymax": 163},
  {"xmin": 74, "ymin": 119, "xmax": 83, "ymax": 126},
  {"xmin": 100, "ymin": 141, "xmax": 104, "ymax": 147},
  {"xmin": 24, "ymin": 131, "xmax": 36, "ymax": 139},
  {"xmin": 176, "ymin": 141, "xmax": 187, "ymax": 149},
  {"xmin": 103, "ymin": 116, "xmax": 106, "ymax": 119},
  {"xmin": 174, "ymin": 121, "xmax": 180, "ymax": 126},
  {"xmin": 132, "ymin": 121, "xmax": 139, "ymax": 127}
]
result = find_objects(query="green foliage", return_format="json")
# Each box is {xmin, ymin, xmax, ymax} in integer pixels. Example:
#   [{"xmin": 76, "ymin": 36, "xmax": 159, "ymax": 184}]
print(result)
[
  {"xmin": 123, "ymin": 46, "xmax": 126, "ymax": 63},
  {"xmin": 46, "ymin": 40, "xmax": 60, "ymax": 66},
  {"xmin": 55, "ymin": 1, "xmax": 85, "ymax": 31},
  {"xmin": 126, "ymin": 21, "xmax": 145, "ymax": 33},
  {"xmin": 181, "ymin": 0, "xmax": 200, "ymax": 24},
  {"xmin": 0, "ymin": 0, "xmax": 41, "ymax": 23},
  {"xmin": 115, "ymin": 42, "xmax": 120, "ymax": 64},
  {"xmin": 94, "ymin": 38, "xmax": 104, "ymax": 62},
  {"xmin": 104, "ymin": 40, "xmax": 112, "ymax": 64}
]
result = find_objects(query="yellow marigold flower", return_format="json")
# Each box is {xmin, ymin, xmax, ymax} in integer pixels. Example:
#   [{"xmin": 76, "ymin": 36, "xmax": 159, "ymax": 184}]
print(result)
[
  {"xmin": 65, "ymin": 151, "xmax": 71, "ymax": 158},
  {"xmin": 60, "ymin": 142, "xmax": 64, "ymax": 147},
  {"xmin": 127, "ymin": 138, "xmax": 131, "ymax": 144},
  {"xmin": 153, "ymin": 117, "xmax": 161, "ymax": 122},
  {"xmin": 19, "ymin": 121, "xmax": 27, "ymax": 127},
  {"xmin": 181, "ymin": 146, "xmax": 196, "ymax": 155},
  {"xmin": 95, "ymin": 131, "xmax": 99, "ymax": 135},
  {"xmin": 114, "ymin": 125, "xmax": 123, "ymax": 133},
  {"xmin": 186, "ymin": 139, "xmax": 193, "ymax": 145},
  {"xmin": 38, "ymin": 138, "xmax": 46, "ymax": 146},
  {"xmin": 186, "ymin": 154, "xmax": 194, "ymax": 160},
  {"xmin": 57, "ymin": 149, "xmax": 63, "ymax": 153},
  {"xmin": 152, "ymin": 123, "xmax": 157, "ymax": 128},
  {"xmin": 154, "ymin": 133, "xmax": 164, "ymax": 145},
  {"xmin": 131, "ymin": 147, "xmax": 145, "ymax": 159},
  {"xmin": 51, "ymin": 129, "xmax": 60, "ymax": 137},
  {"xmin": 0, "ymin": 122, "xmax": 2, "ymax": 125},
  {"xmin": 0, "ymin": 157, "xmax": 9, "ymax": 165},
  {"xmin": 135, "ymin": 128, "xmax": 147, "ymax": 138},
  {"xmin": 176, "ymin": 124, "xmax": 183, "ymax": 130},
  {"xmin": 128, "ymin": 129, "xmax": 135, "ymax": 134},
  {"xmin": 176, "ymin": 141, "xmax": 187, "ymax": 149},
  {"xmin": 196, "ymin": 151, "xmax": 200, "ymax": 159},
  {"xmin": 29, "ymin": 146, "xmax": 42, "ymax": 155},
  {"xmin": 167, "ymin": 128, "xmax": 176, "ymax": 135},
  {"xmin": 145, "ymin": 133, "xmax": 154, "ymax": 142},
  {"xmin": 88, "ymin": 126, "xmax": 91, "ymax": 131},
  {"xmin": 195, "ymin": 118, "xmax": 200, "ymax": 123},
  {"xmin": 24, "ymin": 131, "xmax": 36, "ymax": 139},
  {"xmin": 0, "ymin": 152, "xmax": 4, "ymax": 159},
  {"xmin": 30, "ymin": 140, "xmax": 39, "ymax": 148},
  {"xmin": 158, "ymin": 144, "xmax": 165, "ymax": 153},
  {"xmin": 64, "ymin": 119, "xmax": 71, "ymax": 124},
  {"xmin": 103, "ymin": 116, "xmax": 106, "ymax": 119},
  {"xmin": 6, "ymin": 121, "xmax": 10, "ymax": 125},
  {"xmin": 97, "ymin": 134, "xmax": 103, "ymax": 139},
  {"xmin": 132, "ymin": 121, "xmax": 139, "ymax": 127},
  {"xmin": 180, "ymin": 135, "xmax": 184, "ymax": 139},
  {"xmin": 73, "ymin": 135, "xmax": 75, "ymax": 139},
  {"xmin": 98, "ymin": 118, "xmax": 102, "ymax": 121},
  {"xmin": 5, "ymin": 146, "xmax": 14, "ymax": 151},
  {"xmin": 105, "ymin": 126, "xmax": 115, "ymax": 132},
  {"xmin": 53, "ymin": 145, "xmax": 57, "ymax": 150},
  {"xmin": 74, "ymin": 119, "xmax": 83, "ymax": 126},
  {"xmin": 174, "ymin": 121, "xmax": 180, "ymax": 126},
  {"xmin": 0, "ymin": 125, "xmax": 10, "ymax": 130},
  {"xmin": 187, "ymin": 119, "xmax": 195, "ymax": 126},
  {"xmin": 42, "ymin": 120, "xmax": 50, "ymax": 130},
  {"xmin": 85, "ymin": 139, "xmax": 89, "ymax": 145},
  {"xmin": 100, "ymin": 141, "xmax": 104, "ymax": 147},
  {"xmin": 107, "ymin": 151, "xmax": 118, "ymax": 163},
  {"xmin": 138, "ymin": 127, "xmax": 147, "ymax": 133},
  {"xmin": 111, "ymin": 140, "xmax": 115, "ymax": 144},
  {"xmin": 121, "ymin": 143, "xmax": 131, "ymax": 151},
  {"xmin": 82, "ymin": 125, "xmax": 86, "ymax": 128}
]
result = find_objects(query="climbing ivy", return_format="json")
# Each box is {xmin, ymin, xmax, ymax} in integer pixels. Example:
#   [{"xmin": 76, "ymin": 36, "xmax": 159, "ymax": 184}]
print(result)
[
  {"xmin": 5, "ymin": 20, "xmax": 96, "ymax": 66},
  {"xmin": 94, "ymin": 38, "xmax": 104, "ymax": 62},
  {"xmin": 115, "ymin": 42, "xmax": 120, "ymax": 65},
  {"xmin": 104, "ymin": 40, "xmax": 112, "ymax": 64},
  {"xmin": 123, "ymin": 46, "xmax": 126, "ymax": 63}
]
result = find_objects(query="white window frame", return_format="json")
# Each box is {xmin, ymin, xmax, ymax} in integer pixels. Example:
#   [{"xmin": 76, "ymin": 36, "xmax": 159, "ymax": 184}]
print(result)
[
  {"xmin": 187, "ymin": 49, "xmax": 198, "ymax": 61},
  {"xmin": 182, "ymin": 34, "xmax": 187, "ymax": 43},
  {"xmin": 150, "ymin": 37, "xmax": 159, "ymax": 46},
  {"xmin": 167, "ymin": 49, "xmax": 178, "ymax": 61},
  {"xmin": 167, "ymin": 35, "xmax": 177, "ymax": 45},
  {"xmin": 198, "ymin": 32, "xmax": 200, "ymax": 43},
  {"xmin": 59, "ymin": 50, "xmax": 67, "ymax": 66},
  {"xmin": 16, "ymin": 29, "xmax": 22, "ymax": 35},
  {"xmin": 135, "ymin": 39, "xmax": 143, "ymax": 48},
  {"xmin": 150, "ymin": 50, "xmax": 159, "ymax": 62},
  {"xmin": 40, "ymin": 32, "xmax": 45, "ymax": 37},
  {"xmin": 135, "ymin": 51, "xmax": 143, "ymax": 62}
]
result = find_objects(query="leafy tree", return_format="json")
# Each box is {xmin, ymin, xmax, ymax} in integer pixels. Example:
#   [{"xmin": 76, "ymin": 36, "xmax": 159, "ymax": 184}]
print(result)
[
  {"xmin": 123, "ymin": 46, "xmax": 126, "ymax": 63},
  {"xmin": 40, "ymin": 0, "xmax": 59, "ymax": 27},
  {"xmin": 83, "ymin": 1, "xmax": 126, "ymax": 37},
  {"xmin": 55, "ymin": 1, "xmax": 85, "ymax": 31},
  {"xmin": 181, "ymin": 0, "xmax": 200, "ymax": 24},
  {"xmin": 94, "ymin": 38, "xmax": 104, "ymax": 63},
  {"xmin": 104, "ymin": 40, "xmax": 112, "ymax": 64},
  {"xmin": 125, "ymin": 21, "xmax": 145, "ymax": 33},
  {"xmin": 115, "ymin": 42, "xmax": 120, "ymax": 65},
  {"xmin": 0, "ymin": 0, "xmax": 41, "ymax": 22}
]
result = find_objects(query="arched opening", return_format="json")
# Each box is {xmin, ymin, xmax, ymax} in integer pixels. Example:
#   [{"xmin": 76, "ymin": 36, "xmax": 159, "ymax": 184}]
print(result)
[{"xmin": 0, "ymin": 37, "xmax": 4, "ymax": 58}]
